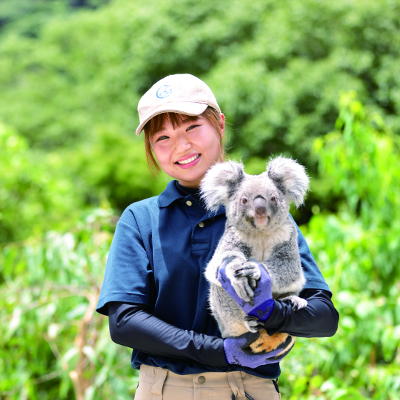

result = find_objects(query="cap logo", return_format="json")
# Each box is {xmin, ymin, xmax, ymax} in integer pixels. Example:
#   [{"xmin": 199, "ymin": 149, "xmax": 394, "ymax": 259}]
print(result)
[{"xmin": 156, "ymin": 85, "xmax": 172, "ymax": 99}]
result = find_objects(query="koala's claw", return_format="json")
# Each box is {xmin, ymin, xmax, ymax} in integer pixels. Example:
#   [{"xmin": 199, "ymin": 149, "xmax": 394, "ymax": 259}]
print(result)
[
  {"xmin": 234, "ymin": 268, "xmax": 245, "ymax": 277},
  {"xmin": 232, "ymin": 280, "xmax": 255, "ymax": 303},
  {"xmin": 249, "ymin": 278, "xmax": 258, "ymax": 290},
  {"xmin": 244, "ymin": 315, "xmax": 258, "ymax": 322},
  {"xmin": 244, "ymin": 315, "xmax": 264, "ymax": 332},
  {"xmin": 280, "ymin": 295, "xmax": 308, "ymax": 311}
]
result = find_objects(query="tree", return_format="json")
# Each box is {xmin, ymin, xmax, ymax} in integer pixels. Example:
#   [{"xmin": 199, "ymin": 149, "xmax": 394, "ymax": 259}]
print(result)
[
  {"xmin": 0, "ymin": 122, "xmax": 83, "ymax": 243},
  {"xmin": 1, "ymin": 0, "xmax": 400, "ymax": 213}
]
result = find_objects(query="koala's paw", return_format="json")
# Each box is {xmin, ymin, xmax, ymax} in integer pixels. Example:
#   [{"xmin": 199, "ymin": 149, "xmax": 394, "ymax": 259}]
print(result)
[
  {"xmin": 244, "ymin": 315, "xmax": 264, "ymax": 333},
  {"xmin": 234, "ymin": 260, "xmax": 261, "ymax": 289},
  {"xmin": 284, "ymin": 296, "xmax": 308, "ymax": 311},
  {"xmin": 227, "ymin": 261, "xmax": 261, "ymax": 303}
]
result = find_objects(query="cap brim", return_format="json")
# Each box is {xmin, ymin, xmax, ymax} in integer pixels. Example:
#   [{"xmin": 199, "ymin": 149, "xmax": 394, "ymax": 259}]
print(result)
[{"xmin": 135, "ymin": 102, "xmax": 209, "ymax": 135}]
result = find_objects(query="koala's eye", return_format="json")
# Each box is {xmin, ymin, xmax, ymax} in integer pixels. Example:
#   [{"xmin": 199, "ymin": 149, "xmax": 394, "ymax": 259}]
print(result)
[
  {"xmin": 271, "ymin": 196, "xmax": 277, "ymax": 203},
  {"xmin": 241, "ymin": 197, "xmax": 248, "ymax": 205}
]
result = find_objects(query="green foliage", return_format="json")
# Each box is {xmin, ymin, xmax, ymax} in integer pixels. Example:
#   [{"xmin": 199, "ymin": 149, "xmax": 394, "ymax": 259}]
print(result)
[
  {"xmin": 0, "ymin": 119, "xmax": 167, "ymax": 242},
  {"xmin": 2, "ymin": 93, "xmax": 399, "ymax": 399},
  {"xmin": 0, "ymin": 0, "xmax": 110, "ymax": 38},
  {"xmin": 70, "ymin": 126, "xmax": 169, "ymax": 211},
  {"xmin": 0, "ymin": 122, "xmax": 83, "ymax": 244},
  {"xmin": 278, "ymin": 93, "xmax": 400, "ymax": 400},
  {"xmin": 0, "ymin": 209, "xmax": 137, "ymax": 400},
  {"xmin": 1, "ymin": 0, "xmax": 400, "ymax": 211},
  {"xmin": 312, "ymin": 91, "xmax": 400, "ymax": 296},
  {"xmin": 1, "ymin": 0, "xmax": 400, "ymax": 398}
]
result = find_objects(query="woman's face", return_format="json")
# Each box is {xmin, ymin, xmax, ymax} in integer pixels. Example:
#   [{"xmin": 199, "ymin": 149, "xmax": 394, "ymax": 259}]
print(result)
[{"xmin": 151, "ymin": 113, "xmax": 225, "ymax": 188}]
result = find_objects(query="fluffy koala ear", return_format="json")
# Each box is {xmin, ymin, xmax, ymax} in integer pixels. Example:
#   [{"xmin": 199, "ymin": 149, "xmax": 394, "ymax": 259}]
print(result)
[
  {"xmin": 266, "ymin": 156, "xmax": 309, "ymax": 208},
  {"xmin": 200, "ymin": 161, "xmax": 245, "ymax": 212}
]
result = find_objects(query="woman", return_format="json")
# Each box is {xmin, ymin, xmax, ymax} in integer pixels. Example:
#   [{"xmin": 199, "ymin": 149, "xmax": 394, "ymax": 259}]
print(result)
[{"xmin": 96, "ymin": 74, "xmax": 339, "ymax": 399}]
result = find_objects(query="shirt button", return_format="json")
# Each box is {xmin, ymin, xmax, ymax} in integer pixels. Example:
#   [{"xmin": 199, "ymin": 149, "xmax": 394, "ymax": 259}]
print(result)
[
  {"xmin": 186, "ymin": 201, "xmax": 192, "ymax": 206},
  {"xmin": 198, "ymin": 222, "xmax": 205, "ymax": 228},
  {"xmin": 198, "ymin": 376, "xmax": 206, "ymax": 384}
]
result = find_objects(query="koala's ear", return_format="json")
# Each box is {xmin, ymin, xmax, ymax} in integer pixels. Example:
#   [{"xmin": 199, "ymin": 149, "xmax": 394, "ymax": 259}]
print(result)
[
  {"xmin": 266, "ymin": 156, "xmax": 309, "ymax": 208},
  {"xmin": 200, "ymin": 161, "xmax": 245, "ymax": 212}
]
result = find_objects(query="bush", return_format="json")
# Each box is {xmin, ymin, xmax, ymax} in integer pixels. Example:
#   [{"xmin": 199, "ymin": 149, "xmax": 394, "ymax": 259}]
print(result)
[
  {"xmin": 1, "ymin": 0, "xmax": 400, "ymax": 211},
  {"xmin": 0, "ymin": 122, "xmax": 83, "ymax": 243},
  {"xmin": 0, "ymin": 209, "xmax": 137, "ymax": 400},
  {"xmin": 279, "ymin": 92, "xmax": 400, "ymax": 400}
]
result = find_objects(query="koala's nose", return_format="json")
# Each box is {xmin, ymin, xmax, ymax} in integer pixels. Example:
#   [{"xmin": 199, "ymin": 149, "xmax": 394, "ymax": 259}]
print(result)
[{"xmin": 254, "ymin": 196, "xmax": 267, "ymax": 217}]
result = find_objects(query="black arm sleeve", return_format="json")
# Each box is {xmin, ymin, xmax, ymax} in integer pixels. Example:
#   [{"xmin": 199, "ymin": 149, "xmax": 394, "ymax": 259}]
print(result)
[
  {"xmin": 107, "ymin": 289, "xmax": 338, "ymax": 366},
  {"xmin": 107, "ymin": 302, "xmax": 228, "ymax": 367},
  {"xmin": 264, "ymin": 289, "xmax": 339, "ymax": 338}
]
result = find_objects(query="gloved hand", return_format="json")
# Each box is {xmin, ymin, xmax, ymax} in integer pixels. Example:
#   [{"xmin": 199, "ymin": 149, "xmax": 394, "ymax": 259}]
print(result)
[
  {"xmin": 218, "ymin": 257, "xmax": 274, "ymax": 322},
  {"xmin": 224, "ymin": 331, "xmax": 293, "ymax": 367}
]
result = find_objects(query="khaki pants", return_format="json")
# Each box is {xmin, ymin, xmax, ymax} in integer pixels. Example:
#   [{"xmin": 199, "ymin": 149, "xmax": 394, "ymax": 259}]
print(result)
[{"xmin": 134, "ymin": 364, "xmax": 281, "ymax": 400}]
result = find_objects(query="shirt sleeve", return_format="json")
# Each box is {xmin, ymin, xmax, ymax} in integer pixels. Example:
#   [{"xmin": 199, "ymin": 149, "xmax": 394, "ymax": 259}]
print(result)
[
  {"xmin": 264, "ymin": 289, "xmax": 339, "ymax": 337},
  {"xmin": 294, "ymin": 218, "xmax": 331, "ymax": 292},
  {"xmin": 107, "ymin": 302, "xmax": 227, "ymax": 367},
  {"xmin": 96, "ymin": 208, "xmax": 154, "ymax": 316}
]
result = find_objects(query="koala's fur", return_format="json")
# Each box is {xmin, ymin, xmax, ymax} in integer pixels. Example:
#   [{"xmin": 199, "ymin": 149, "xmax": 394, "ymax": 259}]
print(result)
[{"xmin": 200, "ymin": 156, "xmax": 309, "ymax": 354}]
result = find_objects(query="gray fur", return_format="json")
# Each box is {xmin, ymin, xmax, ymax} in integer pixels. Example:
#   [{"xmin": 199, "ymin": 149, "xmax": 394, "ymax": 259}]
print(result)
[{"xmin": 200, "ymin": 156, "xmax": 310, "ymax": 338}]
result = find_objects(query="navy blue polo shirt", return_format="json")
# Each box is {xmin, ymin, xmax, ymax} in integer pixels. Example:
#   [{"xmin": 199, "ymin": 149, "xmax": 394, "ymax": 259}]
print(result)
[{"xmin": 96, "ymin": 180, "xmax": 330, "ymax": 376}]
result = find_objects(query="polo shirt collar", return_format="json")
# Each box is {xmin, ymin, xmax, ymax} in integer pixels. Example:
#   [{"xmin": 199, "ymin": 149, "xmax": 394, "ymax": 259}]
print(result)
[
  {"xmin": 157, "ymin": 180, "xmax": 225, "ymax": 216},
  {"xmin": 158, "ymin": 180, "xmax": 185, "ymax": 208}
]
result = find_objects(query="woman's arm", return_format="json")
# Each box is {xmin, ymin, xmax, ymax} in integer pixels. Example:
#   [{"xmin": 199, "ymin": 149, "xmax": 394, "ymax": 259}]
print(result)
[
  {"xmin": 108, "ymin": 287, "xmax": 338, "ymax": 367},
  {"xmin": 264, "ymin": 289, "xmax": 339, "ymax": 338},
  {"xmin": 108, "ymin": 302, "xmax": 227, "ymax": 367}
]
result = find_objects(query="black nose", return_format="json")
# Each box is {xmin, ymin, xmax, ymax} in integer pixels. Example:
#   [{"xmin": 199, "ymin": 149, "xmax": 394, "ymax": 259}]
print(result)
[{"xmin": 254, "ymin": 197, "xmax": 267, "ymax": 217}]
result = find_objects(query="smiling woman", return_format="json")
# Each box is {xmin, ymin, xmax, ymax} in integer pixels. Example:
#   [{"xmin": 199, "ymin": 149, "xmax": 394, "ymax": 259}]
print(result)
[{"xmin": 95, "ymin": 74, "xmax": 338, "ymax": 400}]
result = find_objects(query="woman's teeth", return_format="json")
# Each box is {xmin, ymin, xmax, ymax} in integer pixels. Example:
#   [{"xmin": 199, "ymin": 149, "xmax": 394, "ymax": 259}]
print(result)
[{"xmin": 176, "ymin": 154, "xmax": 200, "ymax": 165}]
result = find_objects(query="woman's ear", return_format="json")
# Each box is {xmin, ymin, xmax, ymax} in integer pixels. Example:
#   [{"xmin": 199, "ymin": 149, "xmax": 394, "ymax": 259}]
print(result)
[{"xmin": 219, "ymin": 113, "xmax": 226, "ymax": 138}]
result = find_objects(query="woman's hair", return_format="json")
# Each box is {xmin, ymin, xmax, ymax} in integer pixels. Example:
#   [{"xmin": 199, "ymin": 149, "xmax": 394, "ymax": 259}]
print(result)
[{"xmin": 143, "ymin": 107, "xmax": 225, "ymax": 176}]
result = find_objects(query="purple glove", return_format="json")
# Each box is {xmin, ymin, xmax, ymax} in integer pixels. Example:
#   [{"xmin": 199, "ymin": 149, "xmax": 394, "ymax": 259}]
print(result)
[
  {"xmin": 224, "ymin": 331, "xmax": 293, "ymax": 367},
  {"xmin": 218, "ymin": 257, "xmax": 274, "ymax": 322}
]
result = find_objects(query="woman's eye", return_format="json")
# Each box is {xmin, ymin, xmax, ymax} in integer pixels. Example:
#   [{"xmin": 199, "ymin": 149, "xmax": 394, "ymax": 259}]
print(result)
[
  {"xmin": 155, "ymin": 135, "xmax": 169, "ymax": 142},
  {"xmin": 187, "ymin": 124, "xmax": 200, "ymax": 132}
]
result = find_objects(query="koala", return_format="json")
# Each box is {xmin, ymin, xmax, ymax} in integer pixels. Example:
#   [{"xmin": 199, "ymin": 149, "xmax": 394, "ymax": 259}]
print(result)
[{"xmin": 200, "ymin": 156, "xmax": 309, "ymax": 355}]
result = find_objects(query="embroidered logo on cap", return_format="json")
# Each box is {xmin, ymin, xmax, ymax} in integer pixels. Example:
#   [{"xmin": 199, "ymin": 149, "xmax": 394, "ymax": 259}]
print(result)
[{"xmin": 156, "ymin": 85, "xmax": 172, "ymax": 99}]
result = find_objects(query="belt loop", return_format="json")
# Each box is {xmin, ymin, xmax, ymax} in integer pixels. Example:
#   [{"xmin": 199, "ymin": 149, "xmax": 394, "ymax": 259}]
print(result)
[
  {"xmin": 150, "ymin": 367, "xmax": 168, "ymax": 399},
  {"xmin": 227, "ymin": 371, "xmax": 246, "ymax": 399},
  {"xmin": 272, "ymin": 379, "xmax": 280, "ymax": 394}
]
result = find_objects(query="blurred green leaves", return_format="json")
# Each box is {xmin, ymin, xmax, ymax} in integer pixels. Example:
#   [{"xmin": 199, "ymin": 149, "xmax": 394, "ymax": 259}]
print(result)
[
  {"xmin": 0, "ymin": 0, "xmax": 110, "ymax": 38},
  {"xmin": 2, "ymin": 0, "xmax": 400, "ymax": 214},
  {"xmin": 0, "ymin": 122, "xmax": 82, "ymax": 244},
  {"xmin": 279, "ymin": 93, "xmax": 400, "ymax": 400},
  {"xmin": 2, "ymin": 93, "xmax": 399, "ymax": 399},
  {"xmin": 1, "ymin": 0, "xmax": 400, "ymax": 398},
  {"xmin": 0, "ymin": 210, "xmax": 135, "ymax": 400}
]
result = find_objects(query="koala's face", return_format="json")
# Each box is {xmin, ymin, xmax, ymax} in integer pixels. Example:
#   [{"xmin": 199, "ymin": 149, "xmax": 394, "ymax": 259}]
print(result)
[{"xmin": 226, "ymin": 173, "xmax": 289, "ymax": 233}]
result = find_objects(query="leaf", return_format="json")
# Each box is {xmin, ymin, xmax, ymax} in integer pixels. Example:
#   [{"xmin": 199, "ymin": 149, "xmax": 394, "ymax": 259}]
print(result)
[{"xmin": 5, "ymin": 307, "xmax": 21, "ymax": 341}]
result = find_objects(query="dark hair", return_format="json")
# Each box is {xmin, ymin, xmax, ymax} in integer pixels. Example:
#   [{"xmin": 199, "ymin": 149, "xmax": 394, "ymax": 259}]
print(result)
[{"xmin": 143, "ymin": 107, "xmax": 225, "ymax": 176}]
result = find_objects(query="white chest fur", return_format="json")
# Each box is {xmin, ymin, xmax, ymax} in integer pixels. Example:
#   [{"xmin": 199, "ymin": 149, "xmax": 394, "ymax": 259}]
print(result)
[{"xmin": 236, "ymin": 222, "xmax": 293, "ymax": 261}]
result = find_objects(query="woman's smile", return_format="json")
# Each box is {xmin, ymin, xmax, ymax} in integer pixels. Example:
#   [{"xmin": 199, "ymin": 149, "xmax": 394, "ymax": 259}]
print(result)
[{"xmin": 175, "ymin": 153, "xmax": 201, "ymax": 167}]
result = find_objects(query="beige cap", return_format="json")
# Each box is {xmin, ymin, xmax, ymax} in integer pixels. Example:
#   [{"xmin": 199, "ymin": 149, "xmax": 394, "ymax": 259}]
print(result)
[{"xmin": 136, "ymin": 74, "xmax": 221, "ymax": 135}]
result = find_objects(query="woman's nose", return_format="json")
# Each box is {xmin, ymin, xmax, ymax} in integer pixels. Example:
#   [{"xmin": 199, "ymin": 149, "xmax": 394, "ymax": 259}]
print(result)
[{"xmin": 175, "ymin": 134, "xmax": 191, "ymax": 151}]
